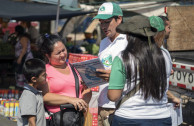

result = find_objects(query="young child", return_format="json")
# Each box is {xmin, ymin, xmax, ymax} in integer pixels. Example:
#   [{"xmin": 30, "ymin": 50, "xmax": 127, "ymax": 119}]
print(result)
[{"xmin": 17, "ymin": 58, "xmax": 46, "ymax": 126}]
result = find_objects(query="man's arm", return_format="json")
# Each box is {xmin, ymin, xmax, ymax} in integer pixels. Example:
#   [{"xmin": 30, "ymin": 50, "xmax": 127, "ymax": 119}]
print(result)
[{"xmin": 167, "ymin": 91, "xmax": 181, "ymax": 108}]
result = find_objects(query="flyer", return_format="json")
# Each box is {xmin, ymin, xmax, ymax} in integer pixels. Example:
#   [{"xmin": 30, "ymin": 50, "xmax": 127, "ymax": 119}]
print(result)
[{"xmin": 72, "ymin": 58, "xmax": 107, "ymax": 88}]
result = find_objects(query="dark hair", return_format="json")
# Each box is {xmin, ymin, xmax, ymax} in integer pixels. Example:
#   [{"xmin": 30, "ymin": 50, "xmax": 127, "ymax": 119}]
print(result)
[
  {"xmin": 153, "ymin": 30, "xmax": 166, "ymax": 47},
  {"xmin": 122, "ymin": 34, "xmax": 167, "ymax": 100},
  {"xmin": 37, "ymin": 34, "xmax": 65, "ymax": 63},
  {"xmin": 15, "ymin": 25, "xmax": 25, "ymax": 35},
  {"xmin": 15, "ymin": 25, "xmax": 30, "ymax": 39},
  {"xmin": 26, "ymin": 21, "xmax": 31, "ymax": 28},
  {"xmin": 23, "ymin": 58, "xmax": 46, "ymax": 83},
  {"xmin": 151, "ymin": 16, "xmax": 166, "ymax": 47},
  {"xmin": 112, "ymin": 16, "xmax": 123, "ymax": 23},
  {"xmin": 158, "ymin": 16, "xmax": 169, "ymax": 26}
]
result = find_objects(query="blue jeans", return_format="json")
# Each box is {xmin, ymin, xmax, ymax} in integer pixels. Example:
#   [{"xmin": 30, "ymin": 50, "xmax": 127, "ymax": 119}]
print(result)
[{"xmin": 111, "ymin": 115, "xmax": 172, "ymax": 126}]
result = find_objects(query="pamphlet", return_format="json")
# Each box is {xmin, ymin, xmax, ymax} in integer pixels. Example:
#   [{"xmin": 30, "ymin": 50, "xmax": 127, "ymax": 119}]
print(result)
[{"xmin": 72, "ymin": 58, "xmax": 107, "ymax": 88}]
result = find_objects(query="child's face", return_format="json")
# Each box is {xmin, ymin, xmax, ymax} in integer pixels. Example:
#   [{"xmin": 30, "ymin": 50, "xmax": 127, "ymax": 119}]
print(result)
[{"xmin": 36, "ymin": 71, "xmax": 47, "ymax": 85}]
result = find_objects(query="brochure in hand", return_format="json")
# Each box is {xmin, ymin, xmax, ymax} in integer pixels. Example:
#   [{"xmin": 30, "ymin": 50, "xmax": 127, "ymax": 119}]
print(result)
[{"xmin": 72, "ymin": 58, "xmax": 107, "ymax": 88}]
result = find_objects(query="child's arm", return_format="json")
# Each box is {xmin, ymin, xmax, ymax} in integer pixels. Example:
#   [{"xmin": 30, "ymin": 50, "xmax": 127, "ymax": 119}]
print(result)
[{"xmin": 28, "ymin": 115, "xmax": 36, "ymax": 126}]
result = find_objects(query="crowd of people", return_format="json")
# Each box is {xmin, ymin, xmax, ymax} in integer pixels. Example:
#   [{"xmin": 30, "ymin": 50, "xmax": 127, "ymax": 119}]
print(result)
[{"xmin": 0, "ymin": 2, "xmax": 183, "ymax": 126}]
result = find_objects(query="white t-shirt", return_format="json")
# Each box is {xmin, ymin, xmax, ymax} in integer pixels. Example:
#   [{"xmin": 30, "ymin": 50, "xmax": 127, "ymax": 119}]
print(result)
[
  {"xmin": 98, "ymin": 34, "xmax": 128, "ymax": 108},
  {"xmin": 161, "ymin": 46, "xmax": 172, "ymax": 86},
  {"xmin": 109, "ymin": 51, "xmax": 171, "ymax": 119}
]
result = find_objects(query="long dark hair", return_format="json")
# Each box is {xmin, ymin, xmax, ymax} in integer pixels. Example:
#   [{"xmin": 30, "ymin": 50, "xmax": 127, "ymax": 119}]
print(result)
[{"xmin": 122, "ymin": 33, "xmax": 167, "ymax": 100}]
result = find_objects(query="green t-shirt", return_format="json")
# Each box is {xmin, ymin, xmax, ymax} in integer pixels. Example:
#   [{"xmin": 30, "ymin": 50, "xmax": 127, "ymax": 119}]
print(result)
[{"xmin": 108, "ymin": 56, "xmax": 126, "ymax": 89}]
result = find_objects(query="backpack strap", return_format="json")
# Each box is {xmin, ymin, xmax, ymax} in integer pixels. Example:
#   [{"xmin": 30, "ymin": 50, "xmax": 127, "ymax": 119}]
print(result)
[{"xmin": 116, "ymin": 83, "xmax": 140, "ymax": 110}]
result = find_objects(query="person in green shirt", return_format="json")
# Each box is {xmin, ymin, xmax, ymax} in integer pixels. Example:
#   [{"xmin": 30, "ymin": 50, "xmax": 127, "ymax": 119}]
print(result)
[{"xmin": 107, "ymin": 15, "xmax": 172, "ymax": 126}]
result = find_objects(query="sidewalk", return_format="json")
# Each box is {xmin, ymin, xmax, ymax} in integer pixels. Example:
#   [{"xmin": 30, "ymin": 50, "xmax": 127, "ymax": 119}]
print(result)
[{"xmin": 0, "ymin": 115, "xmax": 17, "ymax": 126}]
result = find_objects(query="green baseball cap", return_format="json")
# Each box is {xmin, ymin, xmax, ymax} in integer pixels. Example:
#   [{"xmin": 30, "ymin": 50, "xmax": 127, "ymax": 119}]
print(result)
[
  {"xmin": 149, "ymin": 16, "xmax": 165, "ymax": 32},
  {"xmin": 93, "ymin": 2, "xmax": 123, "ymax": 20},
  {"xmin": 117, "ymin": 15, "xmax": 157, "ymax": 37}
]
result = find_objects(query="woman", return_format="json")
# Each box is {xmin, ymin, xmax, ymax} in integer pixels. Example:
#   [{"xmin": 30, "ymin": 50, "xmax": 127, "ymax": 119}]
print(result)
[
  {"xmin": 15, "ymin": 25, "xmax": 33, "ymax": 87},
  {"xmin": 38, "ymin": 34, "xmax": 91, "ymax": 126},
  {"xmin": 107, "ymin": 15, "xmax": 171, "ymax": 126}
]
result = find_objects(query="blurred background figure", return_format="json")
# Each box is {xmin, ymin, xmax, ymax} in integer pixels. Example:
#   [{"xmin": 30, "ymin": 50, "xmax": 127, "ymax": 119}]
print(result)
[
  {"xmin": 65, "ymin": 36, "xmax": 83, "ymax": 53},
  {"xmin": 20, "ymin": 21, "xmax": 40, "ymax": 43},
  {"xmin": 158, "ymin": 16, "xmax": 171, "ymax": 49},
  {"xmin": 14, "ymin": 25, "xmax": 33, "ymax": 88},
  {"xmin": 0, "ymin": 18, "xmax": 10, "ymax": 43},
  {"xmin": 81, "ymin": 32, "xmax": 99, "ymax": 55}
]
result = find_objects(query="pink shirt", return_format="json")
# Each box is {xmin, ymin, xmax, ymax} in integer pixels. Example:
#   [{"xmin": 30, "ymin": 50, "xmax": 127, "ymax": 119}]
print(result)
[{"xmin": 45, "ymin": 63, "xmax": 83, "ymax": 113}]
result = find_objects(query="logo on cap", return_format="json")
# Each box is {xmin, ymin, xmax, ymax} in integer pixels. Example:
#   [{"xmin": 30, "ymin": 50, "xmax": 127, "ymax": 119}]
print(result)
[{"xmin": 100, "ymin": 6, "xmax": 105, "ymax": 11}]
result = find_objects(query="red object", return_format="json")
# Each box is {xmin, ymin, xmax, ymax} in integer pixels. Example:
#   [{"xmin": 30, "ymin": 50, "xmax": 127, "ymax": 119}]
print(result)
[
  {"xmin": 0, "ymin": 22, "xmax": 18, "ymax": 34},
  {"xmin": 177, "ymin": 83, "xmax": 186, "ymax": 89},
  {"xmin": 68, "ymin": 53, "xmax": 99, "ymax": 92},
  {"xmin": 68, "ymin": 53, "xmax": 98, "ymax": 63},
  {"xmin": 164, "ymin": 6, "xmax": 167, "ymax": 14},
  {"xmin": 69, "ymin": 53, "xmax": 100, "ymax": 125}
]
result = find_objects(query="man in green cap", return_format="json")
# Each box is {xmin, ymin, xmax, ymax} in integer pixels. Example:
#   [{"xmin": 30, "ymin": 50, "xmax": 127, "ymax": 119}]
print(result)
[{"xmin": 93, "ymin": 2, "xmax": 128, "ymax": 126}]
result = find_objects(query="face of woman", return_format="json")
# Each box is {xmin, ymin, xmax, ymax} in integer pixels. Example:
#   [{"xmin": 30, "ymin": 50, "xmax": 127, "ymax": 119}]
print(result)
[{"xmin": 48, "ymin": 41, "xmax": 68, "ymax": 66}]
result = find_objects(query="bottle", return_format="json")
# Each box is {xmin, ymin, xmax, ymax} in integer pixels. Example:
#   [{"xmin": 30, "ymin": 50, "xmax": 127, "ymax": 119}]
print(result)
[
  {"xmin": 14, "ymin": 101, "xmax": 19, "ymax": 119},
  {"xmin": 4, "ymin": 101, "xmax": 9, "ymax": 117},
  {"xmin": 9, "ymin": 101, "xmax": 14, "ymax": 118},
  {"xmin": 3, "ymin": 90, "xmax": 8, "ymax": 99},
  {"xmin": 15, "ymin": 90, "xmax": 19, "ymax": 100}
]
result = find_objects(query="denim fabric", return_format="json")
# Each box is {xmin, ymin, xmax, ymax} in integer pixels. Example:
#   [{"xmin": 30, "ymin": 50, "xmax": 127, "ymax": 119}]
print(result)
[{"xmin": 111, "ymin": 115, "xmax": 172, "ymax": 126}]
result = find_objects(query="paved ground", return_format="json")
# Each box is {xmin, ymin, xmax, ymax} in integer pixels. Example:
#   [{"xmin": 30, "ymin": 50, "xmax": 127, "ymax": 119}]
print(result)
[
  {"xmin": 0, "ymin": 98, "xmax": 194, "ymax": 126},
  {"xmin": 0, "ymin": 79, "xmax": 193, "ymax": 126},
  {"xmin": 0, "ymin": 115, "xmax": 17, "ymax": 126}
]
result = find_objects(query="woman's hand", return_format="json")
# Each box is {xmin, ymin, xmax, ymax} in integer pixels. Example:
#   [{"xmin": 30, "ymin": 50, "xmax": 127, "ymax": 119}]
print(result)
[
  {"xmin": 96, "ymin": 69, "xmax": 111, "ymax": 81},
  {"xmin": 69, "ymin": 97, "xmax": 88, "ymax": 111}
]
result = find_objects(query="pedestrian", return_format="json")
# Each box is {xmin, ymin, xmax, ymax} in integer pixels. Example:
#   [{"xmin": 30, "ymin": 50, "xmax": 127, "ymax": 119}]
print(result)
[
  {"xmin": 107, "ymin": 15, "xmax": 172, "ymax": 126},
  {"xmin": 20, "ymin": 21, "xmax": 40, "ymax": 43},
  {"xmin": 14, "ymin": 25, "xmax": 33, "ymax": 88},
  {"xmin": 93, "ymin": 2, "xmax": 128, "ymax": 126},
  {"xmin": 149, "ymin": 16, "xmax": 181, "ymax": 126},
  {"xmin": 17, "ymin": 58, "xmax": 46, "ymax": 126},
  {"xmin": 37, "ymin": 34, "xmax": 92, "ymax": 126},
  {"xmin": 149, "ymin": 16, "xmax": 180, "ymax": 105},
  {"xmin": 158, "ymin": 16, "xmax": 171, "ymax": 48}
]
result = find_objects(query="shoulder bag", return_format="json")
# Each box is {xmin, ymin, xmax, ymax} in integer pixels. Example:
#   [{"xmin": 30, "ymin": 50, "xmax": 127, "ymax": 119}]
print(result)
[{"xmin": 50, "ymin": 64, "xmax": 84, "ymax": 126}]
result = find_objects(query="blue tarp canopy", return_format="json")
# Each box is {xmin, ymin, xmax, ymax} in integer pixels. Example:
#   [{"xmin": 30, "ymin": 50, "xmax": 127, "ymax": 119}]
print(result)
[{"xmin": 0, "ymin": 0, "xmax": 93, "ymax": 21}]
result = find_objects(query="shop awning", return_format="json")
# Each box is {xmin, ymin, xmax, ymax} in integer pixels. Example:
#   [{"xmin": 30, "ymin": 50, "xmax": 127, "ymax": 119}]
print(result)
[{"xmin": 0, "ymin": 0, "xmax": 94, "ymax": 21}]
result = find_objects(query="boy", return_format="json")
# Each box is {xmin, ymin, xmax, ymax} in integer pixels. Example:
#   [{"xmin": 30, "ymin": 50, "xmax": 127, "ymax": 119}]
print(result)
[{"xmin": 17, "ymin": 58, "xmax": 46, "ymax": 126}]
